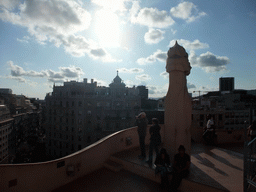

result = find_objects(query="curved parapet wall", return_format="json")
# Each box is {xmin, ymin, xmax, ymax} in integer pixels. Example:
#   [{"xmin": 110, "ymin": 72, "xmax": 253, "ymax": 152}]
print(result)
[{"xmin": 0, "ymin": 125, "xmax": 165, "ymax": 192}]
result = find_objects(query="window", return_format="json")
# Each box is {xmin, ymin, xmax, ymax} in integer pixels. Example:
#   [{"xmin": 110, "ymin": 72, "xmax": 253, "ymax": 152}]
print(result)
[
  {"xmin": 66, "ymin": 101, "xmax": 69, "ymax": 107},
  {"xmin": 72, "ymin": 101, "xmax": 74, "ymax": 107},
  {"xmin": 219, "ymin": 114, "xmax": 223, "ymax": 121},
  {"xmin": 78, "ymin": 101, "xmax": 82, "ymax": 107}
]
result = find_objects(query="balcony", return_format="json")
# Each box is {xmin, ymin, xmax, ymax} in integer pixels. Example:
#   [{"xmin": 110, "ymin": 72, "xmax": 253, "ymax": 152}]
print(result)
[{"xmin": 1, "ymin": 125, "xmax": 243, "ymax": 192}]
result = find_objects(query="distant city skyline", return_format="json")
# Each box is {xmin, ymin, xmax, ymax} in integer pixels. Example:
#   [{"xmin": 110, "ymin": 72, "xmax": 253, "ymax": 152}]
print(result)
[{"xmin": 0, "ymin": 0, "xmax": 255, "ymax": 99}]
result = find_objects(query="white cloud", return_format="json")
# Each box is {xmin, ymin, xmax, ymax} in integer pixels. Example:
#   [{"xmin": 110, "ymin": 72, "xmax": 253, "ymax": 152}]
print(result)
[
  {"xmin": 131, "ymin": 2, "xmax": 175, "ymax": 28},
  {"xmin": 92, "ymin": 0, "xmax": 131, "ymax": 12},
  {"xmin": 187, "ymin": 82, "xmax": 196, "ymax": 89},
  {"xmin": 8, "ymin": 61, "xmax": 85, "ymax": 83},
  {"xmin": 144, "ymin": 28, "xmax": 165, "ymax": 44},
  {"xmin": 169, "ymin": 39, "xmax": 209, "ymax": 50},
  {"xmin": 170, "ymin": 2, "xmax": 206, "ymax": 23},
  {"xmin": 160, "ymin": 71, "xmax": 168, "ymax": 79},
  {"xmin": 118, "ymin": 68, "xmax": 144, "ymax": 73},
  {"xmin": 6, "ymin": 75, "xmax": 26, "ymax": 83},
  {"xmin": 17, "ymin": 36, "xmax": 30, "ymax": 43},
  {"xmin": 171, "ymin": 29, "xmax": 177, "ymax": 35},
  {"xmin": 93, "ymin": 78, "xmax": 108, "ymax": 87},
  {"xmin": 0, "ymin": 0, "xmax": 119, "ymax": 62},
  {"xmin": 0, "ymin": 0, "xmax": 19, "ymax": 10},
  {"xmin": 189, "ymin": 51, "xmax": 230, "ymax": 72},
  {"xmin": 147, "ymin": 81, "xmax": 196, "ymax": 98},
  {"xmin": 147, "ymin": 84, "xmax": 168, "ymax": 98},
  {"xmin": 137, "ymin": 49, "xmax": 167, "ymax": 65},
  {"xmin": 124, "ymin": 80, "xmax": 136, "ymax": 87},
  {"xmin": 135, "ymin": 74, "xmax": 151, "ymax": 81}
]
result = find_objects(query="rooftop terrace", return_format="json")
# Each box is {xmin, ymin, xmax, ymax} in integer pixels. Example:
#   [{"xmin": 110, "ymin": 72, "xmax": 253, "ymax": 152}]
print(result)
[{"xmin": 1, "ymin": 125, "xmax": 244, "ymax": 192}]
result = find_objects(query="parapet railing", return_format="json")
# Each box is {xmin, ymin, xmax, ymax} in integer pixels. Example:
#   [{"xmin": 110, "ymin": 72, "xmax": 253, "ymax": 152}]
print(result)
[
  {"xmin": 244, "ymin": 121, "xmax": 256, "ymax": 192},
  {"xmin": 0, "ymin": 125, "xmax": 163, "ymax": 192}
]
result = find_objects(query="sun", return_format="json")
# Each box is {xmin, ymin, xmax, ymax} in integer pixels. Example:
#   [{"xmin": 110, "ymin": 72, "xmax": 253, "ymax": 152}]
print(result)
[{"xmin": 94, "ymin": 9, "xmax": 121, "ymax": 47}]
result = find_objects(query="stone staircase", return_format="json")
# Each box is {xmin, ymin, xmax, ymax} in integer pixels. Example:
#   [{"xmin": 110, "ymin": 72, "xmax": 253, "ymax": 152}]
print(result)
[
  {"xmin": 103, "ymin": 147, "xmax": 230, "ymax": 192},
  {"xmin": 103, "ymin": 159, "xmax": 124, "ymax": 172}
]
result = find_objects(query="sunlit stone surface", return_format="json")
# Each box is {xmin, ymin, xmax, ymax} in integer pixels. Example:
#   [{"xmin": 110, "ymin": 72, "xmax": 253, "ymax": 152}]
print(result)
[{"xmin": 164, "ymin": 41, "xmax": 192, "ymax": 158}]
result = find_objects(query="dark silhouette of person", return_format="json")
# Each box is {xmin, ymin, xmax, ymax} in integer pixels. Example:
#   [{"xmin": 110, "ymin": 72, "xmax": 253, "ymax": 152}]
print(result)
[
  {"xmin": 170, "ymin": 145, "xmax": 190, "ymax": 192},
  {"xmin": 136, "ymin": 112, "xmax": 148, "ymax": 159},
  {"xmin": 146, "ymin": 118, "xmax": 161, "ymax": 167},
  {"xmin": 154, "ymin": 148, "xmax": 170, "ymax": 189}
]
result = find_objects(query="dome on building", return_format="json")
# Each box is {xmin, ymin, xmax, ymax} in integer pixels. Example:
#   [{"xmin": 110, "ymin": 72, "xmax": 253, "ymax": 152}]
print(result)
[
  {"xmin": 167, "ymin": 41, "xmax": 188, "ymax": 58},
  {"xmin": 113, "ymin": 73, "xmax": 122, "ymax": 84},
  {"xmin": 109, "ymin": 70, "xmax": 126, "ymax": 87}
]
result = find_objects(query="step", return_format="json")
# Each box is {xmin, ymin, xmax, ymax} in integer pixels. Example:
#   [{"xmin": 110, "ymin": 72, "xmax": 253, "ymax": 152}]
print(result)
[{"xmin": 103, "ymin": 159, "xmax": 123, "ymax": 172}]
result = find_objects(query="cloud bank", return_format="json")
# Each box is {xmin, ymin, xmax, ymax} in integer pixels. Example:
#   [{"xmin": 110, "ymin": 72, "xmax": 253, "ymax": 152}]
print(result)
[
  {"xmin": 170, "ymin": 2, "xmax": 206, "ymax": 23},
  {"xmin": 8, "ymin": 61, "xmax": 84, "ymax": 83},
  {"xmin": 189, "ymin": 51, "xmax": 230, "ymax": 72},
  {"xmin": 0, "ymin": 0, "xmax": 119, "ymax": 62},
  {"xmin": 144, "ymin": 28, "xmax": 165, "ymax": 44},
  {"xmin": 131, "ymin": 1, "xmax": 175, "ymax": 28},
  {"xmin": 137, "ymin": 50, "xmax": 167, "ymax": 65}
]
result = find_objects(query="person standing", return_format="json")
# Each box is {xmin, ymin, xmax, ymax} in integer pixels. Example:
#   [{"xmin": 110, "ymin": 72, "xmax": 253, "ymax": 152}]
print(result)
[
  {"xmin": 146, "ymin": 118, "xmax": 161, "ymax": 167},
  {"xmin": 170, "ymin": 145, "xmax": 190, "ymax": 192},
  {"xmin": 203, "ymin": 114, "xmax": 215, "ymax": 145},
  {"xmin": 136, "ymin": 112, "xmax": 148, "ymax": 159}
]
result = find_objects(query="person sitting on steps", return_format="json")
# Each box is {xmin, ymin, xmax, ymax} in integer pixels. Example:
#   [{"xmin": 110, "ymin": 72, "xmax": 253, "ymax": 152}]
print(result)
[{"xmin": 154, "ymin": 148, "xmax": 171, "ymax": 189}]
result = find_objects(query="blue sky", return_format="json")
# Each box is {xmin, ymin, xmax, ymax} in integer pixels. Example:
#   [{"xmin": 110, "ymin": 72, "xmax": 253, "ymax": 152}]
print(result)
[{"xmin": 0, "ymin": 0, "xmax": 255, "ymax": 99}]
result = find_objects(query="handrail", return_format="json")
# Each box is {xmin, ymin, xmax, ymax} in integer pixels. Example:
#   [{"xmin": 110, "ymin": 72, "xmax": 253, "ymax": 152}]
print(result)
[
  {"xmin": 247, "ymin": 179, "xmax": 256, "ymax": 189},
  {"xmin": 247, "ymin": 137, "xmax": 256, "ymax": 147}
]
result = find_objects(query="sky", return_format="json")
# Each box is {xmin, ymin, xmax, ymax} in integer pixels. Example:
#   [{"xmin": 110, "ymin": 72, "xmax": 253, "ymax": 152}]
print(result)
[{"xmin": 0, "ymin": 0, "xmax": 255, "ymax": 99}]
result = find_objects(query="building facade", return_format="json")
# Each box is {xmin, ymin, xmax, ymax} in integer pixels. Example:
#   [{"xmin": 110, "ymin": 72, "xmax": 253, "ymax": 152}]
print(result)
[
  {"xmin": 219, "ymin": 77, "xmax": 234, "ymax": 93},
  {"xmin": 45, "ymin": 73, "xmax": 141, "ymax": 158},
  {"xmin": 0, "ymin": 105, "xmax": 13, "ymax": 163}
]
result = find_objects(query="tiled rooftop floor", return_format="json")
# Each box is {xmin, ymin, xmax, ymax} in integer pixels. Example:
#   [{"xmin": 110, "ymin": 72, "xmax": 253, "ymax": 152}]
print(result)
[
  {"xmin": 52, "ymin": 168, "xmax": 168, "ymax": 192},
  {"xmin": 53, "ymin": 142, "xmax": 244, "ymax": 192}
]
